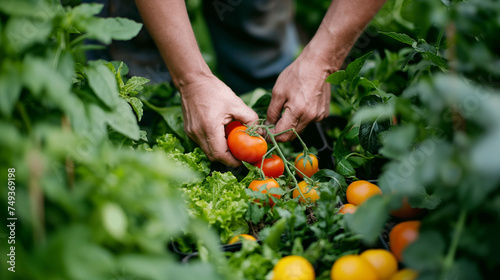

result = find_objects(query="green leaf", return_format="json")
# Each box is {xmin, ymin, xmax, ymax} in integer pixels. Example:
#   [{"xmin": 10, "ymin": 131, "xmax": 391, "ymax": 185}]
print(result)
[
  {"xmin": 101, "ymin": 203, "xmax": 127, "ymax": 240},
  {"xmin": 263, "ymin": 218, "xmax": 286, "ymax": 250},
  {"xmin": 123, "ymin": 76, "xmax": 150, "ymax": 96},
  {"xmin": 125, "ymin": 96, "xmax": 144, "ymax": 121},
  {"xmin": 85, "ymin": 17, "xmax": 143, "ymax": 44},
  {"xmin": 5, "ymin": 15, "xmax": 53, "ymax": 53},
  {"xmin": 412, "ymin": 39, "xmax": 436, "ymax": 53},
  {"xmin": 85, "ymin": 62, "xmax": 121, "ymax": 108},
  {"xmin": 0, "ymin": 0, "xmax": 52, "ymax": 17},
  {"xmin": 404, "ymin": 230, "xmax": 445, "ymax": 269},
  {"xmin": 105, "ymin": 98, "xmax": 141, "ymax": 140},
  {"xmin": 379, "ymin": 124, "xmax": 417, "ymax": 160},
  {"xmin": 326, "ymin": 70, "xmax": 347, "ymax": 85},
  {"xmin": 380, "ymin": 31, "xmax": 416, "ymax": 45},
  {"xmin": 70, "ymin": 3, "xmax": 104, "ymax": 18},
  {"xmin": 345, "ymin": 195, "xmax": 389, "ymax": 245},
  {"xmin": 142, "ymin": 100, "xmax": 189, "ymax": 143},
  {"xmin": 422, "ymin": 52, "xmax": 448, "ymax": 70},
  {"xmin": 346, "ymin": 51, "xmax": 372, "ymax": 81},
  {"xmin": 359, "ymin": 117, "xmax": 391, "ymax": 155},
  {"xmin": 335, "ymin": 158, "xmax": 356, "ymax": 177},
  {"xmin": 0, "ymin": 60, "xmax": 22, "ymax": 117}
]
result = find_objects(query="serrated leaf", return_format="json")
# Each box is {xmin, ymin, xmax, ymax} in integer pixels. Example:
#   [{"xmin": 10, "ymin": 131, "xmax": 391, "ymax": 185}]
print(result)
[
  {"xmin": 346, "ymin": 51, "xmax": 372, "ymax": 81},
  {"xmin": 126, "ymin": 96, "xmax": 144, "ymax": 121},
  {"xmin": 380, "ymin": 31, "xmax": 416, "ymax": 45},
  {"xmin": 85, "ymin": 17, "xmax": 142, "ymax": 44},
  {"xmin": 422, "ymin": 52, "xmax": 448, "ymax": 70},
  {"xmin": 326, "ymin": 70, "xmax": 347, "ymax": 85},
  {"xmin": 124, "ymin": 76, "xmax": 150, "ymax": 95},
  {"xmin": 85, "ymin": 63, "xmax": 121, "ymax": 108},
  {"xmin": 413, "ymin": 39, "xmax": 436, "ymax": 53}
]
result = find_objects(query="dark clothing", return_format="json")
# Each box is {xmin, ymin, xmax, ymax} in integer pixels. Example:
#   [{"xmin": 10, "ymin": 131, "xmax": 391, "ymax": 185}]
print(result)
[
  {"xmin": 86, "ymin": 0, "xmax": 299, "ymax": 93},
  {"xmin": 202, "ymin": 0, "xmax": 299, "ymax": 93}
]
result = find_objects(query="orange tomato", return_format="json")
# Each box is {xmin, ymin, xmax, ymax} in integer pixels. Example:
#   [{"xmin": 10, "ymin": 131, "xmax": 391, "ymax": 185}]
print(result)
[
  {"xmin": 272, "ymin": 255, "xmax": 315, "ymax": 280},
  {"xmin": 338, "ymin": 203, "xmax": 358, "ymax": 214},
  {"xmin": 346, "ymin": 180, "xmax": 382, "ymax": 206},
  {"xmin": 294, "ymin": 153, "xmax": 319, "ymax": 179},
  {"xmin": 389, "ymin": 220, "xmax": 421, "ymax": 263},
  {"xmin": 227, "ymin": 233, "xmax": 257, "ymax": 244},
  {"xmin": 330, "ymin": 254, "xmax": 379, "ymax": 280},
  {"xmin": 390, "ymin": 269, "xmax": 418, "ymax": 280},
  {"xmin": 390, "ymin": 197, "xmax": 424, "ymax": 220},
  {"xmin": 292, "ymin": 181, "xmax": 320, "ymax": 203},
  {"xmin": 228, "ymin": 128, "xmax": 267, "ymax": 163},
  {"xmin": 248, "ymin": 178, "xmax": 281, "ymax": 206},
  {"xmin": 360, "ymin": 249, "xmax": 398, "ymax": 280}
]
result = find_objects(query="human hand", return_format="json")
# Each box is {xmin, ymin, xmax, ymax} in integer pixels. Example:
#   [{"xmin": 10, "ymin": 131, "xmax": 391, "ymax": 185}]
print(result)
[
  {"xmin": 180, "ymin": 75, "xmax": 259, "ymax": 167},
  {"xmin": 266, "ymin": 55, "xmax": 333, "ymax": 142}
]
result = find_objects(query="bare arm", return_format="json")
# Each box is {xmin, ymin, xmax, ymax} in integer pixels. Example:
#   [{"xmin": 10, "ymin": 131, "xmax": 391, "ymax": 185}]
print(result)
[
  {"xmin": 267, "ymin": 0, "xmax": 388, "ymax": 141},
  {"xmin": 135, "ymin": 0, "xmax": 258, "ymax": 167}
]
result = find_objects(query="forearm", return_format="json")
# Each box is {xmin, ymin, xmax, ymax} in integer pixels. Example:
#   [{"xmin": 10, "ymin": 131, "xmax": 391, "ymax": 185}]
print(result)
[
  {"xmin": 134, "ymin": 0, "xmax": 212, "ymax": 91},
  {"xmin": 302, "ymin": 0, "xmax": 387, "ymax": 73}
]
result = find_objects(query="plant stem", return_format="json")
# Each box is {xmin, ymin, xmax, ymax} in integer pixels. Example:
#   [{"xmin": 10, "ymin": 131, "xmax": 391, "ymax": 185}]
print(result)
[
  {"xmin": 441, "ymin": 208, "xmax": 467, "ymax": 279},
  {"xmin": 262, "ymin": 126, "xmax": 307, "ymax": 202}
]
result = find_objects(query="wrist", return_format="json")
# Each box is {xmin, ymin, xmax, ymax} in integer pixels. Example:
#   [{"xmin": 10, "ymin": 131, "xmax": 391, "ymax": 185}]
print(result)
[
  {"xmin": 300, "ymin": 33, "xmax": 349, "ymax": 76},
  {"xmin": 171, "ymin": 64, "xmax": 213, "ymax": 93}
]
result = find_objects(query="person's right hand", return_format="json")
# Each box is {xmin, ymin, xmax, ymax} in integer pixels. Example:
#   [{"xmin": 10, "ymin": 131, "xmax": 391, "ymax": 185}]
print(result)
[{"xmin": 179, "ymin": 74, "xmax": 259, "ymax": 167}]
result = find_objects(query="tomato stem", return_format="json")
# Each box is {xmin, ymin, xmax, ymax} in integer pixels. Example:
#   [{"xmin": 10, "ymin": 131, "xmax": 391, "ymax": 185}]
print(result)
[
  {"xmin": 255, "ymin": 146, "xmax": 278, "ymax": 179},
  {"xmin": 262, "ymin": 126, "xmax": 307, "ymax": 202}
]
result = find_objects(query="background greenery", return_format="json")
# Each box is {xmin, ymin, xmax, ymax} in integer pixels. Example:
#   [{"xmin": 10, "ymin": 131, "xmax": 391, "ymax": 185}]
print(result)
[{"xmin": 1, "ymin": 0, "xmax": 499, "ymax": 279}]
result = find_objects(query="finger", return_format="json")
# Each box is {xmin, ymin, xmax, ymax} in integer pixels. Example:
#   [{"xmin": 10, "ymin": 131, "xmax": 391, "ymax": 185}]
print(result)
[
  {"xmin": 266, "ymin": 90, "xmax": 286, "ymax": 125},
  {"xmin": 205, "ymin": 127, "xmax": 242, "ymax": 167},
  {"xmin": 233, "ymin": 106, "xmax": 259, "ymax": 126},
  {"xmin": 273, "ymin": 107, "xmax": 303, "ymax": 142}
]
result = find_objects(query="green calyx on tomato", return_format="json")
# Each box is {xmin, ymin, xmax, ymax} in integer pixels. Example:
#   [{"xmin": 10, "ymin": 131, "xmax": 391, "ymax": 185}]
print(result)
[{"xmin": 294, "ymin": 152, "xmax": 319, "ymax": 179}]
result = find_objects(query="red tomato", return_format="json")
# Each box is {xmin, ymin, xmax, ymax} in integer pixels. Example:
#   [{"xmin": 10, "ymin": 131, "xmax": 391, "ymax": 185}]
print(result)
[
  {"xmin": 294, "ymin": 153, "xmax": 319, "ymax": 178},
  {"xmin": 252, "ymin": 154, "xmax": 285, "ymax": 178},
  {"xmin": 248, "ymin": 178, "xmax": 281, "ymax": 206},
  {"xmin": 227, "ymin": 129, "xmax": 267, "ymax": 163},
  {"xmin": 225, "ymin": 121, "xmax": 244, "ymax": 138}
]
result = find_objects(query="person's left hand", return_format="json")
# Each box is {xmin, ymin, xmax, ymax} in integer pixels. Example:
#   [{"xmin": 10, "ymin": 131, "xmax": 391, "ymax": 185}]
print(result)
[{"xmin": 266, "ymin": 54, "xmax": 333, "ymax": 142}]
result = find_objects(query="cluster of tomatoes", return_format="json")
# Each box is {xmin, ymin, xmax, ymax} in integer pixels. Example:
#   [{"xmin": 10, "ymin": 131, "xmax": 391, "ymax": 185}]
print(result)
[
  {"xmin": 226, "ymin": 121, "xmax": 320, "ymax": 206},
  {"xmin": 333, "ymin": 180, "xmax": 423, "ymax": 280},
  {"xmin": 225, "ymin": 121, "xmax": 423, "ymax": 280}
]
